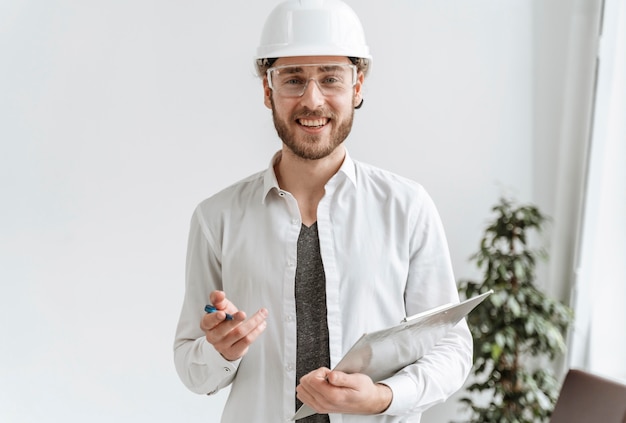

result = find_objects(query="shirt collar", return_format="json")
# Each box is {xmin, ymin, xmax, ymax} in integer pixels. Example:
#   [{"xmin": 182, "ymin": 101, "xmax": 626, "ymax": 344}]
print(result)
[
  {"xmin": 262, "ymin": 151, "xmax": 283, "ymax": 203},
  {"xmin": 261, "ymin": 149, "xmax": 357, "ymax": 204},
  {"xmin": 337, "ymin": 149, "xmax": 357, "ymax": 187}
]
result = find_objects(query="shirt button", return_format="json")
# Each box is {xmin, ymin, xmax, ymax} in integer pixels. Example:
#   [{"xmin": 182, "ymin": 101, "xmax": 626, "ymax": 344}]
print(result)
[
  {"xmin": 284, "ymin": 314, "xmax": 294, "ymax": 322},
  {"xmin": 278, "ymin": 191, "xmax": 286, "ymax": 197},
  {"xmin": 223, "ymin": 367, "xmax": 231, "ymax": 373},
  {"xmin": 291, "ymin": 218, "xmax": 299, "ymax": 225},
  {"xmin": 286, "ymin": 363, "xmax": 295, "ymax": 372}
]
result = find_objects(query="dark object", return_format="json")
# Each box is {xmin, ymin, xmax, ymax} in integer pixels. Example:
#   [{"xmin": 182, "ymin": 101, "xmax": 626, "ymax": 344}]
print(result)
[
  {"xmin": 204, "ymin": 304, "xmax": 233, "ymax": 320},
  {"xmin": 550, "ymin": 369, "xmax": 626, "ymax": 423}
]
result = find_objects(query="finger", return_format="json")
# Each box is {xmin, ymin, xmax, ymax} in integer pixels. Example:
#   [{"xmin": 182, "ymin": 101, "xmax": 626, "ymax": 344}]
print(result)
[
  {"xmin": 297, "ymin": 378, "xmax": 326, "ymax": 409},
  {"xmin": 209, "ymin": 290, "xmax": 231, "ymax": 311},
  {"xmin": 296, "ymin": 384, "xmax": 318, "ymax": 409},
  {"xmin": 328, "ymin": 370, "xmax": 372, "ymax": 390},
  {"xmin": 229, "ymin": 314, "xmax": 268, "ymax": 350},
  {"xmin": 225, "ymin": 308, "xmax": 268, "ymax": 343},
  {"xmin": 311, "ymin": 367, "xmax": 331, "ymax": 379},
  {"xmin": 297, "ymin": 368, "xmax": 331, "ymax": 401},
  {"xmin": 326, "ymin": 370, "xmax": 354, "ymax": 388},
  {"xmin": 200, "ymin": 309, "xmax": 245, "ymax": 333},
  {"xmin": 297, "ymin": 371, "xmax": 335, "ymax": 414},
  {"xmin": 202, "ymin": 307, "xmax": 253, "ymax": 343},
  {"xmin": 219, "ymin": 309, "xmax": 268, "ymax": 359},
  {"xmin": 210, "ymin": 308, "xmax": 267, "ymax": 346},
  {"xmin": 298, "ymin": 368, "xmax": 330, "ymax": 391},
  {"xmin": 209, "ymin": 290, "xmax": 225, "ymax": 304}
]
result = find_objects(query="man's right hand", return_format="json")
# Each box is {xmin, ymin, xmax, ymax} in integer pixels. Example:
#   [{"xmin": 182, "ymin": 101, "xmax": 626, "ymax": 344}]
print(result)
[{"xmin": 201, "ymin": 290, "xmax": 268, "ymax": 361}]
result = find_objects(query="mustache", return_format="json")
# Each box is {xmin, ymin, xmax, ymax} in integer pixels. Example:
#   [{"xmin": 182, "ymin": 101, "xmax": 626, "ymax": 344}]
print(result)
[{"xmin": 293, "ymin": 107, "xmax": 335, "ymax": 119}]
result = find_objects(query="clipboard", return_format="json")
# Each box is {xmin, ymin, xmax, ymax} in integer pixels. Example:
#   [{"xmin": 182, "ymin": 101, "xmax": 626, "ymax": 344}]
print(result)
[{"xmin": 292, "ymin": 290, "xmax": 493, "ymax": 420}]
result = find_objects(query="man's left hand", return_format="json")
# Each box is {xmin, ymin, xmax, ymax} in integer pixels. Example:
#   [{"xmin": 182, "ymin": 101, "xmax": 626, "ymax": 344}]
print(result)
[{"xmin": 296, "ymin": 368, "xmax": 392, "ymax": 415}]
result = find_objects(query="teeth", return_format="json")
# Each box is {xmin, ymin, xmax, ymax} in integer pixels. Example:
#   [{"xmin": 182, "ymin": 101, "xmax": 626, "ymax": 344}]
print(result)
[{"xmin": 299, "ymin": 118, "xmax": 327, "ymax": 127}]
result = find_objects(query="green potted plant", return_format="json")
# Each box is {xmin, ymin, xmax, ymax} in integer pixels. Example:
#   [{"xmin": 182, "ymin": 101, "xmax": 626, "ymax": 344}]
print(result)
[{"xmin": 456, "ymin": 198, "xmax": 573, "ymax": 423}]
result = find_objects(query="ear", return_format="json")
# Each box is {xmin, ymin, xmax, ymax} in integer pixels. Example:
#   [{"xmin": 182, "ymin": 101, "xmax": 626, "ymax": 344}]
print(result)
[
  {"xmin": 353, "ymin": 72, "xmax": 365, "ymax": 108},
  {"xmin": 263, "ymin": 77, "xmax": 273, "ymax": 109}
]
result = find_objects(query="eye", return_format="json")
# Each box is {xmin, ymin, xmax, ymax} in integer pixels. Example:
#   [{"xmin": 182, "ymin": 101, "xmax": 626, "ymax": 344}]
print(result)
[
  {"xmin": 284, "ymin": 78, "xmax": 305, "ymax": 86},
  {"xmin": 322, "ymin": 76, "xmax": 341, "ymax": 84}
]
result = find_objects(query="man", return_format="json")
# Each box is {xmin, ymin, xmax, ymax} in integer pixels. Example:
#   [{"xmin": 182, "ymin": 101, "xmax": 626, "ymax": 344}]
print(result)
[{"xmin": 173, "ymin": 0, "xmax": 472, "ymax": 422}]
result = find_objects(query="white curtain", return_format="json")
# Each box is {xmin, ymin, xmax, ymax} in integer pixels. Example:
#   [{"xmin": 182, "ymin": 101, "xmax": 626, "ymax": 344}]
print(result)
[{"xmin": 568, "ymin": 0, "xmax": 626, "ymax": 383}]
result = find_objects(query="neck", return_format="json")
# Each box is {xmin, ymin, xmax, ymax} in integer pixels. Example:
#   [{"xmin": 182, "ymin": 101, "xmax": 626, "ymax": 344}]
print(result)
[
  {"xmin": 274, "ymin": 145, "xmax": 346, "ymax": 226},
  {"xmin": 275, "ymin": 145, "xmax": 345, "ymax": 193}
]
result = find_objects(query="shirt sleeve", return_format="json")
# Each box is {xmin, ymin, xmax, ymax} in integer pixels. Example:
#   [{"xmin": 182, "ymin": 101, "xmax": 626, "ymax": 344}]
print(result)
[
  {"xmin": 173, "ymin": 207, "xmax": 240, "ymax": 395},
  {"xmin": 378, "ymin": 189, "xmax": 473, "ymax": 416}
]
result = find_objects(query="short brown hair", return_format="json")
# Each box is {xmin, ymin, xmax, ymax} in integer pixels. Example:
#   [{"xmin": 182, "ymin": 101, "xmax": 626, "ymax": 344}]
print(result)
[{"xmin": 255, "ymin": 57, "xmax": 371, "ymax": 78}]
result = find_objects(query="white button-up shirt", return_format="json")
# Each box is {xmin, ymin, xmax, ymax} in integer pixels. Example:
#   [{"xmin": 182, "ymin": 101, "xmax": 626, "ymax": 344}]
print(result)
[{"xmin": 174, "ymin": 151, "xmax": 472, "ymax": 423}]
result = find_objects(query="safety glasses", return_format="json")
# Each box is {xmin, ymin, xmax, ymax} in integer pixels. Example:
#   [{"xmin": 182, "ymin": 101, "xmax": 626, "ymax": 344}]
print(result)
[{"xmin": 266, "ymin": 63, "xmax": 357, "ymax": 98}]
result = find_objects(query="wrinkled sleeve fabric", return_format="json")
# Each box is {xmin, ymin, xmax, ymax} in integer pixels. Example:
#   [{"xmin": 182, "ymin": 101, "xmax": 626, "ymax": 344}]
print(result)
[
  {"xmin": 173, "ymin": 207, "xmax": 239, "ymax": 395},
  {"xmin": 378, "ymin": 188, "xmax": 473, "ymax": 416}
]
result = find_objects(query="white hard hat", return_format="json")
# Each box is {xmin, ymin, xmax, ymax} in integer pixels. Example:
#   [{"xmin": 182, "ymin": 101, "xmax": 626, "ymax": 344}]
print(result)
[{"xmin": 256, "ymin": 0, "xmax": 372, "ymax": 61}]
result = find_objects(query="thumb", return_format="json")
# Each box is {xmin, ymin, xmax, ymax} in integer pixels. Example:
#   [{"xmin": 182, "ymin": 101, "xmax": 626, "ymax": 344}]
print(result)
[
  {"xmin": 209, "ymin": 290, "xmax": 227, "ymax": 307},
  {"xmin": 326, "ymin": 370, "xmax": 354, "ymax": 388}
]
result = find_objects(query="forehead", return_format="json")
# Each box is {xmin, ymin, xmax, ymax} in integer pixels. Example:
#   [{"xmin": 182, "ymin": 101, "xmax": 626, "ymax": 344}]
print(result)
[{"xmin": 273, "ymin": 56, "xmax": 351, "ymax": 67}]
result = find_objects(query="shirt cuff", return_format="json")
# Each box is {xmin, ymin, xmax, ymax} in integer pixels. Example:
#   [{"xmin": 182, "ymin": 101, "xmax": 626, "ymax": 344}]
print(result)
[
  {"xmin": 200, "ymin": 339, "xmax": 241, "ymax": 394},
  {"xmin": 377, "ymin": 373, "xmax": 418, "ymax": 415}
]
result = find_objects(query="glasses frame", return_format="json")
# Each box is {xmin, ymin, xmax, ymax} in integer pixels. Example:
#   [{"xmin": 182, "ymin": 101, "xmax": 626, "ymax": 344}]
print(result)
[{"xmin": 266, "ymin": 62, "xmax": 358, "ymax": 98}]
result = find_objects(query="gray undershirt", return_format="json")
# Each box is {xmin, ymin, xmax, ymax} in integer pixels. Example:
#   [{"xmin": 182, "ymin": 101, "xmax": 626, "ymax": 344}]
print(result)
[{"xmin": 295, "ymin": 223, "xmax": 331, "ymax": 423}]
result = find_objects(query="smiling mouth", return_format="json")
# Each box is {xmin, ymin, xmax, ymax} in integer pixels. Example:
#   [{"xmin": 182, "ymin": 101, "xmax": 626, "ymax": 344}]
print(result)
[{"xmin": 297, "ymin": 118, "xmax": 329, "ymax": 128}]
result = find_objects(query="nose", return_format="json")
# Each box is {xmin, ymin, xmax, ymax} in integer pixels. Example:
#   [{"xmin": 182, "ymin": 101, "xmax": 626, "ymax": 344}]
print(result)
[{"xmin": 299, "ymin": 78, "xmax": 325, "ymax": 109}]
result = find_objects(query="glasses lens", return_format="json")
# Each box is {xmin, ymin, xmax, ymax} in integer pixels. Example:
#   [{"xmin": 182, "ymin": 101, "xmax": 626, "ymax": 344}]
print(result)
[{"xmin": 269, "ymin": 63, "xmax": 356, "ymax": 97}]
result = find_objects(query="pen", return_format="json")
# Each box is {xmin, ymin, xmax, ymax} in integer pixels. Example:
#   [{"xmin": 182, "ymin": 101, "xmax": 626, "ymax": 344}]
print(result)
[{"xmin": 204, "ymin": 304, "xmax": 234, "ymax": 320}]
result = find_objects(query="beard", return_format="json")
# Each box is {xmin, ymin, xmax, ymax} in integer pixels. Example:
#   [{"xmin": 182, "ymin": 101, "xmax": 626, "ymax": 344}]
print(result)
[{"xmin": 270, "ymin": 96, "xmax": 354, "ymax": 161}]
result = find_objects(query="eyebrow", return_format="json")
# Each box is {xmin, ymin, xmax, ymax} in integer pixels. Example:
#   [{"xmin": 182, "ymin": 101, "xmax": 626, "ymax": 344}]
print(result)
[{"xmin": 278, "ymin": 64, "xmax": 346, "ymax": 74}]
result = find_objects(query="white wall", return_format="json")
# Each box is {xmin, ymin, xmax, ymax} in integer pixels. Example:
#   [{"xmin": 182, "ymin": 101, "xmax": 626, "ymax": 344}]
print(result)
[
  {"xmin": 0, "ymin": 1, "xmax": 579, "ymax": 422},
  {"xmin": 568, "ymin": 0, "xmax": 626, "ymax": 383}
]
